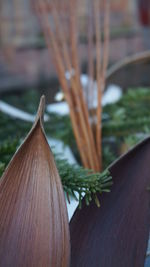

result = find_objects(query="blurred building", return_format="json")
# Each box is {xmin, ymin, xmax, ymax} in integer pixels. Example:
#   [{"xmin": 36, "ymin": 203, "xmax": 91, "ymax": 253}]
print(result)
[
  {"xmin": 0, "ymin": 0, "xmax": 38, "ymax": 47},
  {"xmin": 0, "ymin": 0, "xmax": 138, "ymax": 49},
  {"xmin": 0, "ymin": 0, "xmax": 149, "ymax": 94}
]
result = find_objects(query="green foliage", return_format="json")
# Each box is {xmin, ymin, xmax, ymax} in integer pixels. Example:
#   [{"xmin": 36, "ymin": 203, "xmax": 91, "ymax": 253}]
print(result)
[
  {"xmin": 0, "ymin": 138, "xmax": 112, "ymax": 207},
  {"xmin": 102, "ymin": 145, "xmax": 116, "ymax": 169},
  {"xmin": 0, "ymin": 139, "xmax": 19, "ymax": 165},
  {"xmin": 0, "ymin": 163, "xmax": 5, "ymax": 177},
  {"xmin": 0, "ymin": 88, "xmax": 150, "ymax": 169},
  {"xmin": 0, "ymin": 139, "xmax": 20, "ymax": 176},
  {"xmin": 55, "ymin": 157, "xmax": 112, "ymax": 208},
  {"xmin": 103, "ymin": 87, "xmax": 150, "ymax": 137},
  {"xmin": 45, "ymin": 113, "xmax": 75, "ymax": 147},
  {"xmin": 1, "ymin": 86, "xmax": 150, "ymax": 206},
  {"xmin": 102, "ymin": 87, "xmax": 150, "ymax": 163},
  {"xmin": 2, "ymin": 89, "xmax": 40, "ymax": 113},
  {"xmin": 0, "ymin": 112, "xmax": 30, "ymax": 142},
  {"xmin": 46, "ymin": 87, "xmax": 150, "ymax": 166}
]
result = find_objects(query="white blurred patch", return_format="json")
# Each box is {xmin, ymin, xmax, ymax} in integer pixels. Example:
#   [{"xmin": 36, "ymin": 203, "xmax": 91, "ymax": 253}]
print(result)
[
  {"xmin": 65, "ymin": 69, "xmax": 75, "ymax": 80},
  {"xmin": 54, "ymin": 91, "xmax": 64, "ymax": 102},
  {"xmin": 102, "ymin": 85, "xmax": 122, "ymax": 106},
  {"xmin": 47, "ymin": 137, "xmax": 79, "ymax": 221},
  {"xmin": 0, "ymin": 100, "xmax": 49, "ymax": 122},
  {"xmin": 47, "ymin": 101, "xmax": 69, "ymax": 115}
]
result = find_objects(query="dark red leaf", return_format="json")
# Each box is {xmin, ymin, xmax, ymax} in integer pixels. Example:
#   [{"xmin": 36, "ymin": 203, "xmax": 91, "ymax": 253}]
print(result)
[{"xmin": 70, "ymin": 137, "xmax": 150, "ymax": 267}]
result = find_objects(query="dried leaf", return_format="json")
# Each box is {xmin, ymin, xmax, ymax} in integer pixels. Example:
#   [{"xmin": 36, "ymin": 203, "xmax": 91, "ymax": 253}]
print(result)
[
  {"xmin": 70, "ymin": 137, "xmax": 150, "ymax": 267},
  {"xmin": 0, "ymin": 96, "xmax": 70, "ymax": 267}
]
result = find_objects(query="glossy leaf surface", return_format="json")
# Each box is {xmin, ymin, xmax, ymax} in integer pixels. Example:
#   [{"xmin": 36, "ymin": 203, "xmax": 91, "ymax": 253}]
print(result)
[
  {"xmin": 0, "ymin": 96, "xmax": 70, "ymax": 267},
  {"xmin": 70, "ymin": 137, "xmax": 150, "ymax": 267}
]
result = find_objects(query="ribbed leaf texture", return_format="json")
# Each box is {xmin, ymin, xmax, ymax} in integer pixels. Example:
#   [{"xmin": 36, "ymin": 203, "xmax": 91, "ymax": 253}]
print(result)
[
  {"xmin": 70, "ymin": 136, "xmax": 150, "ymax": 267},
  {"xmin": 0, "ymin": 96, "xmax": 70, "ymax": 267}
]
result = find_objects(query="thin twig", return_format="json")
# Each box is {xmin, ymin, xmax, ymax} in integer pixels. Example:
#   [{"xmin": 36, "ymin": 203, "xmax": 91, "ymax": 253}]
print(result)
[
  {"xmin": 47, "ymin": 0, "xmax": 98, "ymax": 170},
  {"xmin": 69, "ymin": 0, "xmax": 100, "ymax": 170},
  {"xmin": 35, "ymin": 0, "xmax": 110, "ymax": 172},
  {"xmin": 93, "ymin": 0, "xmax": 103, "ymax": 170},
  {"xmin": 102, "ymin": 0, "xmax": 110, "ymax": 91},
  {"xmin": 87, "ymin": 0, "xmax": 94, "ymax": 109},
  {"xmin": 36, "ymin": 0, "xmax": 89, "ymax": 168}
]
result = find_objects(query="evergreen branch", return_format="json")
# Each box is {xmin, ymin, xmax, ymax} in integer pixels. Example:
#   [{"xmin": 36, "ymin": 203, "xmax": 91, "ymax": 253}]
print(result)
[
  {"xmin": 103, "ymin": 87, "xmax": 150, "ymax": 137},
  {"xmin": 55, "ymin": 157, "xmax": 112, "ymax": 208},
  {"xmin": 102, "ymin": 117, "xmax": 150, "ymax": 137},
  {"xmin": 1, "ymin": 86, "xmax": 150, "ymax": 195},
  {"xmin": 0, "ymin": 139, "xmax": 112, "ymax": 207}
]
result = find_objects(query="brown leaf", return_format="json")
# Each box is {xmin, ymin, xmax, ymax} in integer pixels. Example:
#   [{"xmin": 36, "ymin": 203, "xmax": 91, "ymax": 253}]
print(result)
[
  {"xmin": 0, "ymin": 96, "xmax": 70, "ymax": 267},
  {"xmin": 70, "ymin": 137, "xmax": 150, "ymax": 267}
]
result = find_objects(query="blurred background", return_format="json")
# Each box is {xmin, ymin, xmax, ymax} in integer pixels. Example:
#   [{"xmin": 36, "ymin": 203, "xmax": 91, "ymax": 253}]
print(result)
[
  {"xmin": 1, "ymin": 2, "xmax": 150, "ymax": 264},
  {"xmin": 0, "ymin": 0, "xmax": 150, "ymax": 101}
]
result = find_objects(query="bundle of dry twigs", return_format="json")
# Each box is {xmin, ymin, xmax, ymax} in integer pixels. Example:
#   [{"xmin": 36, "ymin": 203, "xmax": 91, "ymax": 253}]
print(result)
[{"xmin": 34, "ymin": 0, "xmax": 110, "ymax": 172}]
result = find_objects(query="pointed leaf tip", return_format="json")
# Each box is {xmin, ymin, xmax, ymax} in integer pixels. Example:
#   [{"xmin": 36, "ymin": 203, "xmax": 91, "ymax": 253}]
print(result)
[
  {"xmin": 35, "ymin": 95, "xmax": 45, "ymax": 126},
  {"xmin": 0, "ymin": 97, "xmax": 70, "ymax": 267}
]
